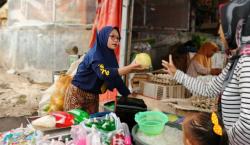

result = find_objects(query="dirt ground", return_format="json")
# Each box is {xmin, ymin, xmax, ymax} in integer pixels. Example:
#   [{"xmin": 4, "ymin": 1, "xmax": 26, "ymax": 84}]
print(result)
[{"xmin": 0, "ymin": 66, "xmax": 50, "ymax": 131}]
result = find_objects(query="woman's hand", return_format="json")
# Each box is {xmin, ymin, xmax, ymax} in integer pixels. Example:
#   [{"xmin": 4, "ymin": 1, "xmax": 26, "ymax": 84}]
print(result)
[
  {"xmin": 129, "ymin": 61, "xmax": 145, "ymax": 72},
  {"xmin": 162, "ymin": 54, "xmax": 177, "ymax": 77},
  {"xmin": 211, "ymin": 68, "xmax": 222, "ymax": 75},
  {"xmin": 118, "ymin": 62, "xmax": 144, "ymax": 75}
]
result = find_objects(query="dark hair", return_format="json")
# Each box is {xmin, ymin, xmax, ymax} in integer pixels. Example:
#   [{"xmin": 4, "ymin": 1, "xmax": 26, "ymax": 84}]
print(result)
[
  {"xmin": 112, "ymin": 27, "xmax": 121, "ymax": 40},
  {"xmin": 183, "ymin": 112, "xmax": 228, "ymax": 145}
]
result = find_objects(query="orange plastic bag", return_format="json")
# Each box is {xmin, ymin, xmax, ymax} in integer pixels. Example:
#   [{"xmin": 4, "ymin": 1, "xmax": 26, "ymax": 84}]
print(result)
[{"xmin": 48, "ymin": 74, "xmax": 72, "ymax": 112}]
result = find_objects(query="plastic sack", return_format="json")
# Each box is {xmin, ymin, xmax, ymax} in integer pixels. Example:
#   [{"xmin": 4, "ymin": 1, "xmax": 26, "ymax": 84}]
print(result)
[
  {"xmin": 111, "ymin": 131, "xmax": 125, "ymax": 145},
  {"xmin": 48, "ymin": 75, "xmax": 72, "ymax": 112},
  {"xmin": 68, "ymin": 109, "xmax": 90, "ymax": 125},
  {"xmin": 82, "ymin": 113, "xmax": 121, "ymax": 133},
  {"xmin": 111, "ymin": 124, "xmax": 132, "ymax": 145},
  {"xmin": 38, "ymin": 84, "xmax": 56, "ymax": 116},
  {"xmin": 66, "ymin": 55, "xmax": 85, "ymax": 77},
  {"xmin": 1, "ymin": 126, "xmax": 43, "ymax": 145},
  {"xmin": 121, "ymin": 123, "xmax": 131, "ymax": 145},
  {"xmin": 31, "ymin": 115, "xmax": 56, "ymax": 128},
  {"xmin": 86, "ymin": 128, "xmax": 102, "ymax": 145},
  {"xmin": 50, "ymin": 111, "xmax": 74, "ymax": 128},
  {"xmin": 39, "ymin": 55, "xmax": 84, "ymax": 115},
  {"xmin": 70, "ymin": 125, "xmax": 87, "ymax": 145}
]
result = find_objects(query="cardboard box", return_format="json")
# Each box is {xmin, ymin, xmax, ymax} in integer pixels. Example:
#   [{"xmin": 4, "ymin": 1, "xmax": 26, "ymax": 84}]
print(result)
[
  {"xmin": 131, "ymin": 73, "xmax": 150, "ymax": 93},
  {"xmin": 140, "ymin": 81, "xmax": 187, "ymax": 100}
]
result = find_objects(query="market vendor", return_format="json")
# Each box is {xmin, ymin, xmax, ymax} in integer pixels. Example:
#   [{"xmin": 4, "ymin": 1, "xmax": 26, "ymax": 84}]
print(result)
[
  {"xmin": 64, "ymin": 26, "xmax": 143, "ymax": 114},
  {"xmin": 186, "ymin": 41, "xmax": 221, "ymax": 77}
]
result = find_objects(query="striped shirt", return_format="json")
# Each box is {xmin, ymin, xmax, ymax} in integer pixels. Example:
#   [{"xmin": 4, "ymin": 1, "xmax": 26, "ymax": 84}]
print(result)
[{"xmin": 174, "ymin": 55, "xmax": 250, "ymax": 145}]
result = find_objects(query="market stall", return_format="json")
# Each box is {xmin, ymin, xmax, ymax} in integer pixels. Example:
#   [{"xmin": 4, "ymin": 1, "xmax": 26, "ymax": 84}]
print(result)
[
  {"xmin": 0, "ymin": 0, "xmax": 229, "ymax": 145},
  {"xmin": 123, "ymin": 0, "xmax": 227, "ymax": 116},
  {"xmin": 0, "ymin": 107, "xmax": 184, "ymax": 145}
]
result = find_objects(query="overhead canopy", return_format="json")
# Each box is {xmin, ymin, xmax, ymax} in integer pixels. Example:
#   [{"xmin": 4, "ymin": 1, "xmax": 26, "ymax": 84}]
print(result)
[{"xmin": 89, "ymin": 0, "xmax": 122, "ymax": 61}]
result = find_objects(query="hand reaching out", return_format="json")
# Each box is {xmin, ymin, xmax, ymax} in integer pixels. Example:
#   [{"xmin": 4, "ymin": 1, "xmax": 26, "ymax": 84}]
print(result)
[
  {"xmin": 129, "ymin": 60, "xmax": 145, "ymax": 72},
  {"xmin": 118, "ymin": 61, "xmax": 145, "ymax": 75},
  {"xmin": 211, "ymin": 68, "xmax": 222, "ymax": 75},
  {"xmin": 161, "ymin": 54, "xmax": 177, "ymax": 77}
]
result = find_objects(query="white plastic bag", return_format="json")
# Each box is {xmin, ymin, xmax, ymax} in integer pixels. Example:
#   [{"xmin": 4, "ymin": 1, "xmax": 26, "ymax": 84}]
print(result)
[
  {"xmin": 86, "ymin": 127, "xmax": 102, "ymax": 145},
  {"xmin": 70, "ymin": 125, "xmax": 87, "ymax": 145},
  {"xmin": 32, "ymin": 115, "xmax": 56, "ymax": 128}
]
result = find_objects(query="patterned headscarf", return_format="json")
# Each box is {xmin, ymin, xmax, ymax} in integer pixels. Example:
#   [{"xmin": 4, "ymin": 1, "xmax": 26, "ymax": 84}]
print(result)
[
  {"xmin": 220, "ymin": 0, "xmax": 250, "ymax": 91},
  {"xmin": 220, "ymin": 0, "xmax": 250, "ymax": 50},
  {"xmin": 192, "ymin": 41, "xmax": 219, "ymax": 69}
]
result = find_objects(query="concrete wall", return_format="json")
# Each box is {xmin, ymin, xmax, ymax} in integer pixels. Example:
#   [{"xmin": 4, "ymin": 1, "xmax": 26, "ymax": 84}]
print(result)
[{"xmin": 0, "ymin": 25, "xmax": 92, "ymax": 82}]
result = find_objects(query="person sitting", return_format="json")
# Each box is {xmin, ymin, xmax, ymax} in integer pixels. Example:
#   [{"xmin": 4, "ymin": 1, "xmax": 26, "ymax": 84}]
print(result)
[{"xmin": 187, "ymin": 41, "xmax": 221, "ymax": 77}]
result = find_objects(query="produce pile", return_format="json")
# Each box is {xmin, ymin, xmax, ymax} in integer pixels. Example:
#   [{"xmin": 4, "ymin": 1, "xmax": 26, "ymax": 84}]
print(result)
[
  {"xmin": 190, "ymin": 96, "xmax": 218, "ymax": 110},
  {"xmin": 136, "ymin": 125, "xmax": 183, "ymax": 145},
  {"xmin": 149, "ymin": 74, "xmax": 178, "ymax": 85}
]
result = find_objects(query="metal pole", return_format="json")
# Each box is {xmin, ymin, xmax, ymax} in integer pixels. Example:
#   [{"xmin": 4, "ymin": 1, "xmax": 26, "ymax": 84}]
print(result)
[
  {"xmin": 126, "ymin": 0, "xmax": 134, "ymax": 65},
  {"xmin": 120, "ymin": 0, "xmax": 130, "ymax": 67},
  {"xmin": 143, "ymin": 0, "xmax": 146, "ymax": 26},
  {"xmin": 53, "ymin": 0, "xmax": 56, "ymax": 23}
]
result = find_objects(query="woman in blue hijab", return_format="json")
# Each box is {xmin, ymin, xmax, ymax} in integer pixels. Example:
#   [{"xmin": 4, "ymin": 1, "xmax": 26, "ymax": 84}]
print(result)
[{"xmin": 64, "ymin": 26, "xmax": 142, "ymax": 113}]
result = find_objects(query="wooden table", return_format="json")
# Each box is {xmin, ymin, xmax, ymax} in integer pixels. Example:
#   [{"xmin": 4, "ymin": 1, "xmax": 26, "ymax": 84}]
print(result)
[{"xmin": 135, "ymin": 95, "xmax": 209, "ymax": 116}]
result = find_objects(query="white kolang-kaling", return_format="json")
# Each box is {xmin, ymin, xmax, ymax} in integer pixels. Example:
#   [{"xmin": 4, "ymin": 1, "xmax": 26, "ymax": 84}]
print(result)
[{"xmin": 136, "ymin": 125, "xmax": 183, "ymax": 145}]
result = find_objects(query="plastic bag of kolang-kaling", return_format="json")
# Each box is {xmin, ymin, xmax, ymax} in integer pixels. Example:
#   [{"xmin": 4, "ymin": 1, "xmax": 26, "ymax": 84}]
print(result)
[{"xmin": 81, "ymin": 113, "xmax": 122, "ymax": 134}]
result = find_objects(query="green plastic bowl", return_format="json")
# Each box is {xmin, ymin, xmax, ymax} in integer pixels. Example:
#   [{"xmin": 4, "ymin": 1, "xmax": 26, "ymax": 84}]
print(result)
[{"xmin": 135, "ymin": 111, "xmax": 168, "ymax": 135}]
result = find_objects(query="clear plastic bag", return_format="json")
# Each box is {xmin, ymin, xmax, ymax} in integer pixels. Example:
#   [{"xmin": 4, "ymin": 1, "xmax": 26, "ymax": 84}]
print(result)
[
  {"xmin": 48, "ymin": 75, "xmax": 72, "ymax": 112},
  {"xmin": 70, "ymin": 125, "xmax": 87, "ymax": 145},
  {"xmin": 86, "ymin": 128, "xmax": 102, "ymax": 145},
  {"xmin": 81, "ymin": 113, "xmax": 121, "ymax": 134},
  {"xmin": 121, "ymin": 123, "xmax": 131, "ymax": 145}
]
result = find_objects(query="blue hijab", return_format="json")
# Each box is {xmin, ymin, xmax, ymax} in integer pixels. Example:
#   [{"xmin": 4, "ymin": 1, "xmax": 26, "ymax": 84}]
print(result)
[
  {"xmin": 91, "ymin": 26, "xmax": 120, "ymax": 68},
  {"xmin": 72, "ymin": 26, "xmax": 130, "ymax": 96}
]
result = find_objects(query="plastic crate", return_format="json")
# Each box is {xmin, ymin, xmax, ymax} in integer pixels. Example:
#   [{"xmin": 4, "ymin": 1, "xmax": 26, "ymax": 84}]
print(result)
[{"xmin": 99, "ymin": 90, "xmax": 117, "ymax": 103}]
